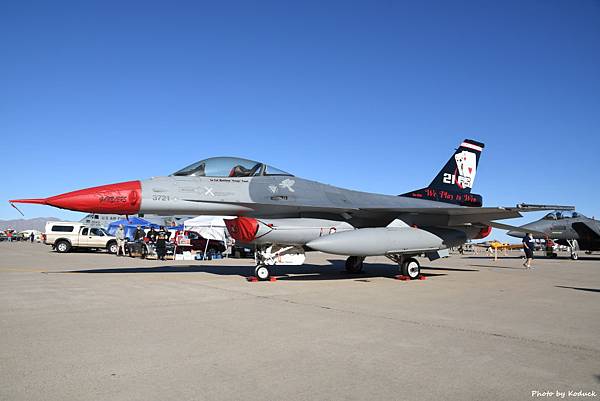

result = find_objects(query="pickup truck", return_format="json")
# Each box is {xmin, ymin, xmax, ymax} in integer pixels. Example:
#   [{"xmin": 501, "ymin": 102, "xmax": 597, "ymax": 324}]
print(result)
[{"xmin": 44, "ymin": 221, "xmax": 118, "ymax": 253}]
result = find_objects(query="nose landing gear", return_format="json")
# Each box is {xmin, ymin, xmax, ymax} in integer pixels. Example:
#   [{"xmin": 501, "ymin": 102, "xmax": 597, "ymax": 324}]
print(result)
[
  {"xmin": 254, "ymin": 265, "xmax": 271, "ymax": 281},
  {"xmin": 253, "ymin": 244, "xmax": 305, "ymax": 280}
]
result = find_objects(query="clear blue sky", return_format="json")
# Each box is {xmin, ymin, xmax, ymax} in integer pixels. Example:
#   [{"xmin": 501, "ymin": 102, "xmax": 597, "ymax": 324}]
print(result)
[{"xmin": 1, "ymin": 0, "xmax": 598, "ymax": 240}]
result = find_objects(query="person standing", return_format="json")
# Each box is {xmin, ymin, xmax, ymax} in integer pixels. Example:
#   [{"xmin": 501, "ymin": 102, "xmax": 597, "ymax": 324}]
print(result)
[
  {"xmin": 155, "ymin": 226, "xmax": 171, "ymax": 261},
  {"xmin": 146, "ymin": 227, "xmax": 157, "ymax": 243},
  {"xmin": 522, "ymin": 233, "xmax": 535, "ymax": 269},
  {"xmin": 29, "ymin": 232, "xmax": 35, "ymax": 243},
  {"xmin": 133, "ymin": 225, "xmax": 145, "ymax": 241},
  {"xmin": 7, "ymin": 231, "xmax": 12, "ymax": 242},
  {"xmin": 115, "ymin": 224, "xmax": 126, "ymax": 256}
]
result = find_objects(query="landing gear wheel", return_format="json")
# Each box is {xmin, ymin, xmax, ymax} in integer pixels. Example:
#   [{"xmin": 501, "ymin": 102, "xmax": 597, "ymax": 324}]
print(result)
[
  {"xmin": 345, "ymin": 256, "xmax": 364, "ymax": 273},
  {"xmin": 571, "ymin": 252, "xmax": 578, "ymax": 260},
  {"xmin": 255, "ymin": 265, "xmax": 271, "ymax": 281},
  {"xmin": 400, "ymin": 258, "xmax": 420, "ymax": 279}
]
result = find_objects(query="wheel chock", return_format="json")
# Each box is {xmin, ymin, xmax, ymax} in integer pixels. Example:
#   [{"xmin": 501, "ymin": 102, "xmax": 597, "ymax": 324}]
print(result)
[
  {"xmin": 418, "ymin": 276, "xmax": 427, "ymax": 280},
  {"xmin": 394, "ymin": 275, "xmax": 410, "ymax": 281},
  {"xmin": 246, "ymin": 276, "xmax": 277, "ymax": 282}
]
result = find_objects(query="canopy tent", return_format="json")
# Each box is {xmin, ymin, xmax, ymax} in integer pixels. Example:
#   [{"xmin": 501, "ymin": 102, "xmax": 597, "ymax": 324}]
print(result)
[
  {"xmin": 183, "ymin": 216, "xmax": 233, "ymax": 241},
  {"xmin": 107, "ymin": 217, "xmax": 160, "ymax": 240},
  {"xmin": 166, "ymin": 224, "xmax": 184, "ymax": 237}
]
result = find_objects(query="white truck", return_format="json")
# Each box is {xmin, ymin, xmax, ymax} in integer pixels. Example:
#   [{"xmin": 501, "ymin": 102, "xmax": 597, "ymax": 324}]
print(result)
[{"xmin": 43, "ymin": 221, "xmax": 118, "ymax": 254}]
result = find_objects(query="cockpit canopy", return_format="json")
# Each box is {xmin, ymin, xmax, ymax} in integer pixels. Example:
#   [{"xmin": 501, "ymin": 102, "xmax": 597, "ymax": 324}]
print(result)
[
  {"xmin": 542, "ymin": 211, "xmax": 583, "ymax": 220},
  {"xmin": 172, "ymin": 157, "xmax": 293, "ymax": 178}
]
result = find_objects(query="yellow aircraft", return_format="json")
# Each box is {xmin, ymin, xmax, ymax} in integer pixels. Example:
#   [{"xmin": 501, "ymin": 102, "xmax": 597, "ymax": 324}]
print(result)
[
  {"xmin": 469, "ymin": 239, "xmax": 524, "ymax": 259},
  {"xmin": 488, "ymin": 240, "xmax": 523, "ymax": 250},
  {"xmin": 473, "ymin": 240, "xmax": 523, "ymax": 250}
]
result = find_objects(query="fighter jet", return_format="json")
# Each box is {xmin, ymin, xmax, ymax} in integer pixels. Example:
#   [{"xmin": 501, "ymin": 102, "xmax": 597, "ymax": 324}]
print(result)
[
  {"xmin": 10, "ymin": 139, "xmax": 568, "ymax": 280},
  {"xmin": 507, "ymin": 211, "xmax": 599, "ymax": 260}
]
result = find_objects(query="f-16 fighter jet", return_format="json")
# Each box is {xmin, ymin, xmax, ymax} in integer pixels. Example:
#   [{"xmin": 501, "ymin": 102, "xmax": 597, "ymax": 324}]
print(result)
[
  {"xmin": 11, "ymin": 139, "xmax": 568, "ymax": 280},
  {"xmin": 507, "ymin": 211, "xmax": 600, "ymax": 260}
]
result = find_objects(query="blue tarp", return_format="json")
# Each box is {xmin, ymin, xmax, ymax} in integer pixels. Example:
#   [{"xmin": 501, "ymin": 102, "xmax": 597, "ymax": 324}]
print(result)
[{"xmin": 107, "ymin": 217, "xmax": 160, "ymax": 240}]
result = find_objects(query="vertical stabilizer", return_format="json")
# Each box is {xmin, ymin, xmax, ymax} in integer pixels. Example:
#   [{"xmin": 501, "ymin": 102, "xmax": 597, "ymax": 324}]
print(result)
[{"xmin": 401, "ymin": 139, "xmax": 485, "ymax": 207}]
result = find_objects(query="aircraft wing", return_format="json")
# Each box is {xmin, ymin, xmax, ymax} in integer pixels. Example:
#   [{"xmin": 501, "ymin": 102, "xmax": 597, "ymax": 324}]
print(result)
[
  {"xmin": 361, "ymin": 204, "xmax": 575, "ymax": 226},
  {"xmin": 389, "ymin": 207, "xmax": 522, "ymax": 225},
  {"xmin": 484, "ymin": 221, "xmax": 547, "ymax": 237}
]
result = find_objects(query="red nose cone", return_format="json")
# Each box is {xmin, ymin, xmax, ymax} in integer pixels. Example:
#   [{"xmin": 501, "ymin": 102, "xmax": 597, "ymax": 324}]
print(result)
[
  {"xmin": 224, "ymin": 217, "xmax": 259, "ymax": 242},
  {"xmin": 11, "ymin": 181, "xmax": 142, "ymax": 214}
]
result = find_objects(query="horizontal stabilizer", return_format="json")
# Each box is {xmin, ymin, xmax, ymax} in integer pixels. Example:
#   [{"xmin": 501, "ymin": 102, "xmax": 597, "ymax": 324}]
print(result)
[{"xmin": 485, "ymin": 221, "xmax": 546, "ymax": 237}]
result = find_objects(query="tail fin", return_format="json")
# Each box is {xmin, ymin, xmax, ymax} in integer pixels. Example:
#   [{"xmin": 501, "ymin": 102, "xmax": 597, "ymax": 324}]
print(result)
[
  {"xmin": 429, "ymin": 139, "xmax": 484, "ymax": 193},
  {"xmin": 401, "ymin": 139, "xmax": 485, "ymax": 207}
]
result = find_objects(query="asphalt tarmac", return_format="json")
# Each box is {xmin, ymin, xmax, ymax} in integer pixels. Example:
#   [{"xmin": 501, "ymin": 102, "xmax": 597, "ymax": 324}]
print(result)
[{"xmin": 1, "ymin": 242, "xmax": 598, "ymax": 401}]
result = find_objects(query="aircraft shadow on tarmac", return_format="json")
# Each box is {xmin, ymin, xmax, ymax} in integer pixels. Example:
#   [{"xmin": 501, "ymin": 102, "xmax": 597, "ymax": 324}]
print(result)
[
  {"xmin": 535, "ymin": 255, "xmax": 600, "ymax": 261},
  {"xmin": 555, "ymin": 285, "xmax": 600, "ymax": 293},
  {"xmin": 63, "ymin": 260, "xmax": 461, "ymax": 281},
  {"xmin": 567, "ymin": 256, "xmax": 600, "ymax": 261},
  {"xmin": 466, "ymin": 255, "xmax": 600, "ymax": 261},
  {"xmin": 465, "ymin": 255, "xmax": 524, "ymax": 260},
  {"xmin": 469, "ymin": 264, "xmax": 526, "ymax": 270},
  {"xmin": 418, "ymin": 266, "xmax": 478, "ymax": 272}
]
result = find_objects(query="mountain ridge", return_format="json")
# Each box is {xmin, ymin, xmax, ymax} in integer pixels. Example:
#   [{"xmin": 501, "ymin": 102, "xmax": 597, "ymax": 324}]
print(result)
[{"xmin": 0, "ymin": 217, "xmax": 61, "ymax": 232}]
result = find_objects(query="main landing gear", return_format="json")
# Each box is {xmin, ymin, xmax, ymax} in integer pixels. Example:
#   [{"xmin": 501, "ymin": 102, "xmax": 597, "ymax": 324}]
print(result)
[
  {"xmin": 345, "ymin": 254, "xmax": 421, "ymax": 279},
  {"xmin": 345, "ymin": 256, "xmax": 364, "ymax": 273},
  {"xmin": 387, "ymin": 254, "xmax": 421, "ymax": 279}
]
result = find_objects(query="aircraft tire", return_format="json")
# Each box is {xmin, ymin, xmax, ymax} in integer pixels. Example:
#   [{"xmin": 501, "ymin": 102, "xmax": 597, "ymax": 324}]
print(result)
[
  {"xmin": 345, "ymin": 256, "xmax": 364, "ymax": 273},
  {"xmin": 571, "ymin": 253, "xmax": 578, "ymax": 260},
  {"xmin": 255, "ymin": 265, "xmax": 271, "ymax": 281},
  {"xmin": 400, "ymin": 258, "xmax": 420, "ymax": 279}
]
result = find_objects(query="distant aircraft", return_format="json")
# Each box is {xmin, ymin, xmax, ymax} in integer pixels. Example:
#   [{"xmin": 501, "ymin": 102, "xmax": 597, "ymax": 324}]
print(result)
[
  {"xmin": 507, "ymin": 211, "xmax": 599, "ymax": 260},
  {"xmin": 11, "ymin": 139, "xmax": 570, "ymax": 280},
  {"xmin": 474, "ymin": 240, "xmax": 523, "ymax": 251}
]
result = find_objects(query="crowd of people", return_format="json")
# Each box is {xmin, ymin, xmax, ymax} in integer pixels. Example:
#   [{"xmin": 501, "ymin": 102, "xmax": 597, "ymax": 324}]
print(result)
[
  {"xmin": 114, "ymin": 224, "xmax": 173, "ymax": 260},
  {"xmin": 1, "ymin": 229, "xmax": 37, "ymax": 243}
]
